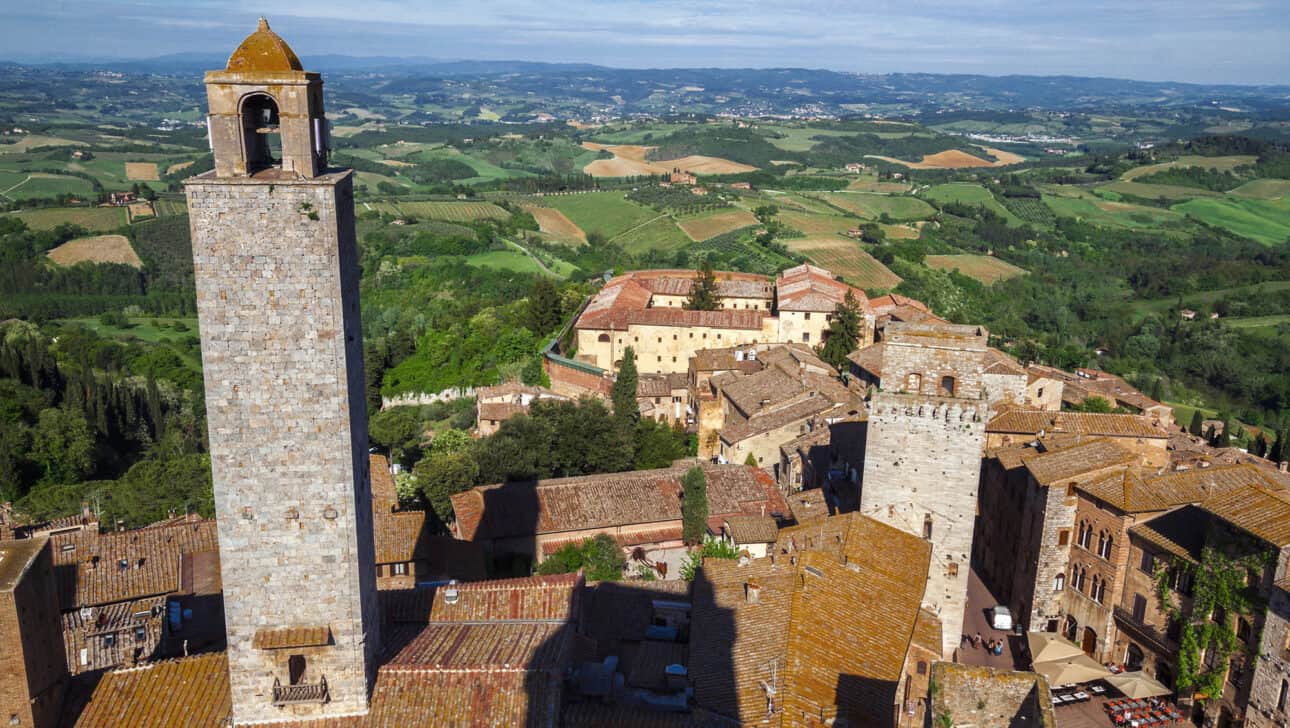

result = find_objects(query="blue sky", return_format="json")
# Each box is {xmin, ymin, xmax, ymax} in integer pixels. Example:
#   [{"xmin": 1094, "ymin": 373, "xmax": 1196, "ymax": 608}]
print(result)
[{"xmin": 4, "ymin": 1, "xmax": 1289, "ymax": 84}]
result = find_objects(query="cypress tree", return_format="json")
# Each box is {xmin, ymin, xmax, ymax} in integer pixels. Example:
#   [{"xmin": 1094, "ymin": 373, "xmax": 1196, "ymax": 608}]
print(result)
[
  {"xmin": 1188, "ymin": 410, "xmax": 1204, "ymax": 437},
  {"xmin": 681, "ymin": 466, "xmax": 708, "ymax": 545},
  {"xmin": 684, "ymin": 258, "xmax": 721, "ymax": 311},
  {"xmin": 818, "ymin": 291, "xmax": 864, "ymax": 370},
  {"xmin": 1216, "ymin": 418, "xmax": 1231, "ymax": 448},
  {"xmin": 611, "ymin": 346, "xmax": 639, "ymax": 423}
]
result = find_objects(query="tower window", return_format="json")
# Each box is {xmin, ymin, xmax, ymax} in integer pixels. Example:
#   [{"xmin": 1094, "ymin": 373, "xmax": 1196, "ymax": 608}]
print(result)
[
  {"xmin": 240, "ymin": 93, "xmax": 281, "ymax": 173},
  {"xmin": 922, "ymin": 515, "xmax": 932, "ymax": 540},
  {"xmin": 289, "ymin": 655, "xmax": 307, "ymax": 685},
  {"xmin": 939, "ymin": 375, "xmax": 956, "ymax": 397}
]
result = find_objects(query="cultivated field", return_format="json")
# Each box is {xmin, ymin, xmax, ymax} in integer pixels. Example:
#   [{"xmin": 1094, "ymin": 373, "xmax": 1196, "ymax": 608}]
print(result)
[
  {"xmin": 1042, "ymin": 194, "xmax": 1183, "ymax": 229},
  {"xmin": 46, "ymin": 234, "xmax": 143, "ymax": 267},
  {"xmin": 1098, "ymin": 180, "xmax": 1218, "ymax": 201},
  {"xmin": 785, "ymin": 237, "xmax": 902, "ymax": 290},
  {"xmin": 394, "ymin": 201, "xmax": 510, "ymax": 222},
  {"xmin": 920, "ymin": 183, "xmax": 1022, "ymax": 224},
  {"xmin": 616, "ymin": 217, "xmax": 692, "ymax": 255},
  {"xmin": 0, "ymin": 134, "xmax": 79, "ymax": 153},
  {"xmin": 677, "ymin": 209, "xmax": 759, "ymax": 241},
  {"xmin": 580, "ymin": 142, "xmax": 756, "ymax": 178},
  {"xmin": 124, "ymin": 162, "xmax": 160, "ymax": 181},
  {"xmin": 165, "ymin": 161, "xmax": 195, "ymax": 175},
  {"xmin": 778, "ymin": 210, "xmax": 859, "ymax": 237},
  {"xmin": 925, "ymin": 254, "xmax": 1026, "ymax": 284},
  {"xmin": 524, "ymin": 206, "xmax": 586, "ymax": 245},
  {"xmin": 542, "ymin": 192, "xmax": 657, "ymax": 239},
  {"xmin": 867, "ymin": 149, "xmax": 993, "ymax": 169},
  {"xmin": 1121, "ymin": 155, "xmax": 1257, "ymax": 181},
  {"xmin": 847, "ymin": 179, "xmax": 911, "ymax": 193},
  {"xmin": 9, "ymin": 206, "xmax": 128, "ymax": 231},
  {"xmin": 1173, "ymin": 197, "xmax": 1290, "ymax": 246},
  {"xmin": 816, "ymin": 192, "xmax": 935, "ymax": 222},
  {"xmin": 1230, "ymin": 179, "xmax": 1290, "ymax": 200},
  {"xmin": 881, "ymin": 222, "xmax": 923, "ymax": 239}
]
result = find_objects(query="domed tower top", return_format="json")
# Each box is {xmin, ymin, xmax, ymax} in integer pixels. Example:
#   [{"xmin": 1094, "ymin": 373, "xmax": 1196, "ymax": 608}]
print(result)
[
  {"xmin": 225, "ymin": 18, "xmax": 303, "ymax": 73},
  {"xmin": 203, "ymin": 18, "xmax": 329, "ymax": 179}
]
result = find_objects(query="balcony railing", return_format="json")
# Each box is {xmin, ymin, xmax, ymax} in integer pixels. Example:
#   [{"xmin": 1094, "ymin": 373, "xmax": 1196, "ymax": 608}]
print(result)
[
  {"xmin": 1113, "ymin": 607, "xmax": 1178, "ymax": 655},
  {"xmin": 272, "ymin": 676, "xmax": 329, "ymax": 706}
]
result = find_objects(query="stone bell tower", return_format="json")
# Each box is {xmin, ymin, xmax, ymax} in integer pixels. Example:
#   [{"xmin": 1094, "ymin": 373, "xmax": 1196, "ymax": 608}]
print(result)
[{"xmin": 185, "ymin": 19, "xmax": 378, "ymax": 725}]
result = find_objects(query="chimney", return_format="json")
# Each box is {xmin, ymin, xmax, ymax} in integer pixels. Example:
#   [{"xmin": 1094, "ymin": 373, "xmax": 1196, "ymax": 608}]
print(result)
[
  {"xmin": 1280, "ymin": 461, "xmax": 1288, "ymax": 474},
  {"xmin": 745, "ymin": 579, "xmax": 761, "ymax": 604},
  {"xmin": 81, "ymin": 499, "xmax": 92, "ymax": 522}
]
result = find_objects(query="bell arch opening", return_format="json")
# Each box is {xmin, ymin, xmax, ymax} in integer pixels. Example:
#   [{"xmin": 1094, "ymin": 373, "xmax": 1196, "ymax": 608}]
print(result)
[{"xmin": 241, "ymin": 93, "xmax": 282, "ymax": 173}]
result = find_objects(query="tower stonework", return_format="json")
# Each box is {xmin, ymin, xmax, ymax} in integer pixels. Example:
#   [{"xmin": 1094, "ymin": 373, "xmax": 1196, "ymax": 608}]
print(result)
[
  {"xmin": 186, "ymin": 20, "xmax": 378, "ymax": 725},
  {"xmin": 859, "ymin": 323, "xmax": 989, "ymax": 659}
]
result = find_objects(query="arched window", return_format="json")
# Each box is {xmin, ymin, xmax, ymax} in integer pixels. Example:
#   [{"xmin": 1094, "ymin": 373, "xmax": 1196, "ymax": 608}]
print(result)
[
  {"xmin": 1125, "ymin": 643, "xmax": 1144, "ymax": 670},
  {"xmin": 1090, "ymin": 575, "xmax": 1100, "ymax": 601},
  {"xmin": 288, "ymin": 654, "xmax": 307, "ymax": 685},
  {"xmin": 1095, "ymin": 578, "xmax": 1106, "ymax": 603},
  {"xmin": 939, "ymin": 375, "xmax": 956, "ymax": 397},
  {"xmin": 905, "ymin": 372, "xmax": 922, "ymax": 393},
  {"xmin": 1053, "ymin": 573, "xmax": 1065, "ymax": 592},
  {"xmin": 1100, "ymin": 534, "xmax": 1114, "ymax": 560},
  {"xmin": 597, "ymin": 333, "xmax": 610, "ymax": 343},
  {"xmin": 1064, "ymin": 615, "xmax": 1079, "ymax": 642},
  {"xmin": 240, "ymin": 93, "xmax": 281, "ymax": 173}
]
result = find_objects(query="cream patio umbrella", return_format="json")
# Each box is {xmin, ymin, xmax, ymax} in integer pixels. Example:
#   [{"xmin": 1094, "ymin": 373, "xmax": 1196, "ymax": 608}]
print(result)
[
  {"xmin": 1026, "ymin": 631, "xmax": 1086, "ymax": 665},
  {"xmin": 1107, "ymin": 671, "xmax": 1172, "ymax": 699},
  {"xmin": 1033, "ymin": 653, "xmax": 1112, "ymax": 688}
]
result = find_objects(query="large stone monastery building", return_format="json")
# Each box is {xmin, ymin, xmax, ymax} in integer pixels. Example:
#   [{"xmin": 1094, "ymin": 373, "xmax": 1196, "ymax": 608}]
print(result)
[{"xmin": 573, "ymin": 264, "xmax": 876, "ymax": 375}]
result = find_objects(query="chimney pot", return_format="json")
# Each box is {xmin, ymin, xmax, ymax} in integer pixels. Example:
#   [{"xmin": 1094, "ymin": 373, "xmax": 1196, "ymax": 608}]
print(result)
[
  {"xmin": 745, "ymin": 579, "xmax": 761, "ymax": 604},
  {"xmin": 1280, "ymin": 461, "xmax": 1288, "ymax": 474}
]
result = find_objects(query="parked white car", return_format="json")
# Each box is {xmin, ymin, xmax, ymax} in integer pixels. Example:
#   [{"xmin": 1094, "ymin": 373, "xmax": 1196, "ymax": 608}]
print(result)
[{"xmin": 991, "ymin": 605, "xmax": 1013, "ymax": 631}]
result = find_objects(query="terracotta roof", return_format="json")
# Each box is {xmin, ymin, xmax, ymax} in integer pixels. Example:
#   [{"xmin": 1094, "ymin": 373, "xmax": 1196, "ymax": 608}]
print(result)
[
  {"xmin": 846, "ymin": 341, "xmax": 884, "ymax": 377},
  {"xmin": 224, "ymin": 18, "xmax": 303, "ymax": 73},
  {"xmin": 475, "ymin": 382, "xmax": 548, "ymax": 401},
  {"xmin": 383, "ymin": 621, "xmax": 569, "ymax": 670},
  {"xmin": 721, "ymin": 367, "xmax": 850, "ymax": 419},
  {"xmin": 637, "ymin": 373, "xmax": 673, "ymax": 399},
  {"xmin": 252, "ymin": 625, "xmax": 331, "ymax": 650},
  {"xmin": 582, "ymin": 581, "xmax": 692, "ymax": 654},
  {"xmin": 365, "ymin": 669, "xmax": 560, "ymax": 728},
  {"xmin": 575, "ymin": 272, "xmax": 771, "ymax": 331},
  {"xmin": 984, "ymin": 347, "xmax": 1026, "ymax": 376},
  {"xmin": 992, "ymin": 445, "xmax": 1032, "ymax": 471},
  {"xmin": 776, "ymin": 263, "xmax": 872, "ymax": 313},
  {"xmin": 1129, "ymin": 506, "xmax": 1211, "ymax": 563},
  {"xmin": 1022, "ymin": 438, "xmax": 1138, "ymax": 485},
  {"xmin": 884, "ymin": 321, "xmax": 987, "ymax": 350},
  {"xmin": 562, "ymin": 703, "xmax": 732, "ymax": 727},
  {"xmin": 719, "ymin": 397, "xmax": 842, "ymax": 445},
  {"xmin": 370, "ymin": 453, "xmax": 397, "ymax": 512},
  {"xmin": 50, "ymin": 518, "xmax": 219, "ymax": 608},
  {"xmin": 63, "ymin": 596, "xmax": 167, "ymax": 675},
  {"xmin": 452, "ymin": 464, "xmax": 787, "ymax": 541},
  {"xmin": 869, "ymin": 293, "xmax": 929, "ymax": 313},
  {"xmin": 477, "ymin": 401, "xmax": 526, "ymax": 422},
  {"xmin": 691, "ymin": 346, "xmax": 768, "ymax": 374},
  {"xmin": 73, "ymin": 652, "xmax": 231, "ymax": 728},
  {"xmin": 722, "ymin": 515, "xmax": 779, "ymax": 544},
  {"xmin": 913, "ymin": 608, "xmax": 943, "ymax": 655},
  {"xmin": 540, "ymin": 526, "xmax": 685, "ymax": 555},
  {"xmin": 1081, "ymin": 464, "xmax": 1281, "ymax": 514},
  {"xmin": 786, "ymin": 488, "xmax": 829, "ymax": 524},
  {"xmin": 1203, "ymin": 484, "xmax": 1290, "ymax": 547},
  {"xmin": 382, "ymin": 573, "xmax": 581, "ymax": 624},
  {"xmin": 691, "ymin": 513, "xmax": 931, "ymax": 726},
  {"xmin": 987, "ymin": 408, "xmax": 1167, "ymax": 439}
]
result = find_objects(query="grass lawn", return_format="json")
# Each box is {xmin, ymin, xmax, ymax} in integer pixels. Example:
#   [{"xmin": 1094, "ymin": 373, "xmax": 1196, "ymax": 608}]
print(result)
[
  {"xmin": 1098, "ymin": 180, "xmax": 1220, "ymax": 201},
  {"xmin": 3, "ymin": 173, "xmax": 96, "ymax": 201},
  {"xmin": 1172, "ymin": 196, "xmax": 1290, "ymax": 246},
  {"xmin": 925, "ymin": 254, "xmax": 1027, "ymax": 284},
  {"xmin": 1121, "ymin": 155, "xmax": 1258, "ymax": 181},
  {"xmin": 816, "ymin": 192, "xmax": 936, "ymax": 222},
  {"xmin": 778, "ymin": 210, "xmax": 859, "ymax": 236},
  {"xmin": 617, "ymin": 217, "xmax": 693, "ymax": 255},
  {"xmin": 465, "ymin": 246, "xmax": 563, "ymax": 276},
  {"xmin": 8, "ymin": 206, "xmax": 128, "ymax": 231},
  {"xmin": 676, "ymin": 209, "xmax": 759, "ymax": 241},
  {"xmin": 543, "ymin": 192, "xmax": 657, "ymax": 239},
  {"xmin": 62, "ymin": 316, "xmax": 202, "ymax": 370},
  {"xmin": 921, "ymin": 183, "xmax": 1022, "ymax": 225}
]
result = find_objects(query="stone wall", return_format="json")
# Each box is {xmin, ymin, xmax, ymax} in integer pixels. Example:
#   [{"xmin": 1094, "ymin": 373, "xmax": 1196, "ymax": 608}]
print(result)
[
  {"xmin": 930, "ymin": 663, "xmax": 1056, "ymax": 728},
  {"xmin": 1027, "ymin": 375, "xmax": 1064, "ymax": 411},
  {"xmin": 1246, "ymin": 549, "xmax": 1290, "ymax": 727},
  {"xmin": 0, "ymin": 538, "xmax": 67, "ymax": 728},
  {"xmin": 861, "ymin": 392, "xmax": 987, "ymax": 658},
  {"xmin": 187, "ymin": 171, "xmax": 379, "ymax": 724},
  {"xmin": 984, "ymin": 371, "xmax": 1027, "ymax": 408},
  {"xmin": 1058, "ymin": 495, "xmax": 1134, "ymax": 661},
  {"xmin": 576, "ymin": 319, "xmax": 777, "ymax": 374}
]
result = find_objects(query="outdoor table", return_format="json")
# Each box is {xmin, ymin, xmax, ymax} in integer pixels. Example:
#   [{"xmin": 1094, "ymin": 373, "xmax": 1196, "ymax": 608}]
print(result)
[
  {"xmin": 1074, "ymin": 691, "xmax": 1090, "ymax": 701},
  {"xmin": 1091, "ymin": 684, "xmax": 1107, "ymax": 694}
]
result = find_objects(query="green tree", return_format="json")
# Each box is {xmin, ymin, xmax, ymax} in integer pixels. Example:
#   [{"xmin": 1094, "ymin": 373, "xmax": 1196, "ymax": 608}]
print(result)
[
  {"xmin": 1215, "ymin": 418, "xmax": 1232, "ymax": 448},
  {"xmin": 415, "ymin": 448, "xmax": 480, "ymax": 524},
  {"xmin": 744, "ymin": 453, "xmax": 759, "ymax": 467},
  {"xmin": 524, "ymin": 278, "xmax": 564, "ymax": 336},
  {"xmin": 634, "ymin": 418, "xmax": 686, "ymax": 470},
  {"xmin": 684, "ymin": 259, "xmax": 721, "ymax": 311},
  {"xmin": 369, "ymin": 406, "xmax": 426, "ymax": 467},
  {"xmin": 611, "ymin": 347, "xmax": 639, "ymax": 423},
  {"xmin": 818, "ymin": 290, "xmax": 864, "ymax": 370},
  {"xmin": 681, "ymin": 466, "xmax": 708, "ymax": 545},
  {"xmin": 428, "ymin": 428, "xmax": 471, "ymax": 456},
  {"xmin": 1189, "ymin": 410, "xmax": 1205, "ymax": 437},
  {"xmin": 536, "ymin": 534, "xmax": 625, "ymax": 581},
  {"xmin": 32, "ymin": 407, "xmax": 95, "ymax": 485},
  {"xmin": 1074, "ymin": 396, "xmax": 1114, "ymax": 414}
]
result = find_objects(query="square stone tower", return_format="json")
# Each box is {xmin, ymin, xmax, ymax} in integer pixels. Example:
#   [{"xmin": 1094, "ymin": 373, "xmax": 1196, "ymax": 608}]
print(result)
[
  {"xmin": 0, "ymin": 537, "xmax": 68, "ymax": 728},
  {"xmin": 859, "ymin": 322, "xmax": 990, "ymax": 659},
  {"xmin": 185, "ymin": 19, "xmax": 379, "ymax": 725}
]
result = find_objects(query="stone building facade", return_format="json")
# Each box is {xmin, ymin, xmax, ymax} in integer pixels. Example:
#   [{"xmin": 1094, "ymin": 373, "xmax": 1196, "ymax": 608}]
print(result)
[
  {"xmin": 185, "ymin": 21, "xmax": 379, "ymax": 725},
  {"xmin": 0, "ymin": 537, "xmax": 68, "ymax": 728},
  {"xmin": 860, "ymin": 322, "xmax": 990, "ymax": 658}
]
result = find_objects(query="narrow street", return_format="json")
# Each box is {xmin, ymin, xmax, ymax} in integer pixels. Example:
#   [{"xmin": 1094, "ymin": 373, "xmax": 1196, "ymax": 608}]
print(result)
[{"xmin": 958, "ymin": 565, "xmax": 1028, "ymax": 671}]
